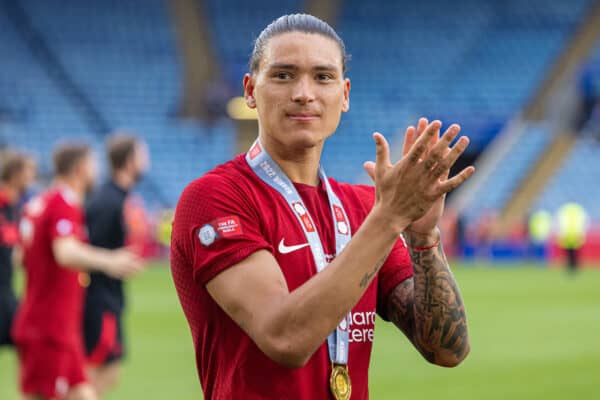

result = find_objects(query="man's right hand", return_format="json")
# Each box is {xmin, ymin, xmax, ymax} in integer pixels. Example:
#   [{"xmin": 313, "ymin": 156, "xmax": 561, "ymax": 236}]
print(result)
[
  {"xmin": 104, "ymin": 248, "xmax": 145, "ymax": 279},
  {"xmin": 363, "ymin": 120, "xmax": 474, "ymax": 234}
]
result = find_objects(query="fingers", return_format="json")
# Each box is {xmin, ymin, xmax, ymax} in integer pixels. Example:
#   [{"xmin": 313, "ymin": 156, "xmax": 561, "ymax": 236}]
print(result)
[
  {"xmin": 406, "ymin": 118, "xmax": 430, "ymax": 157},
  {"xmin": 373, "ymin": 132, "xmax": 392, "ymax": 171},
  {"xmin": 402, "ymin": 126, "xmax": 416, "ymax": 157},
  {"xmin": 422, "ymin": 124, "xmax": 461, "ymax": 172},
  {"xmin": 423, "ymin": 119, "xmax": 438, "ymax": 156},
  {"xmin": 112, "ymin": 249, "xmax": 145, "ymax": 278},
  {"xmin": 363, "ymin": 161, "xmax": 376, "ymax": 182},
  {"xmin": 406, "ymin": 120, "xmax": 441, "ymax": 164},
  {"xmin": 417, "ymin": 117, "xmax": 428, "ymax": 136},
  {"xmin": 401, "ymin": 117, "xmax": 429, "ymax": 157},
  {"xmin": 121, "ymin": 261, "xmax": 144, "ymax": 279},
  {"xmin": 431, "ymin": 136, "xmax": 470, "ymax": 178},
  {"xmin": 438, "ymin": 166, "xmax": 475, "ymax": 194}
]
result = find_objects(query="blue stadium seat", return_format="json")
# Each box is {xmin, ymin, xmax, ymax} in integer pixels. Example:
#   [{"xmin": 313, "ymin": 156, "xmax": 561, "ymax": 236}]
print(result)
[
  {"xmin": 534, "ymin": 137, "xmax": 600, "ymax": 221},
  {"xmin": 0, "ymin": 0, "xmax": 593, "ymax": 207},
  {"xmin": 1, "ymin": 0, "xmax": 236, "ymax": 206}
]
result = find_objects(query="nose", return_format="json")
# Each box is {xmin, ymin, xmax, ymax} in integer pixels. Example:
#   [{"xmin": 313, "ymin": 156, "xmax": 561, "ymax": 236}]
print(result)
[{"xmin": 291, "ymin": 75, "xmax": 315, "ymax": 104}]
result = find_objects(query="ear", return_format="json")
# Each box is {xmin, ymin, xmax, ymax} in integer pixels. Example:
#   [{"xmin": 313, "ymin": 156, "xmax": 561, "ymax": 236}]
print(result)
[
  {"xmin": 342, "ymin": 78, "xmax": 350, "ymax": 112},
  {"xmin": 243, "ymin": 73, "xmax": 257, "ymax": 109}
]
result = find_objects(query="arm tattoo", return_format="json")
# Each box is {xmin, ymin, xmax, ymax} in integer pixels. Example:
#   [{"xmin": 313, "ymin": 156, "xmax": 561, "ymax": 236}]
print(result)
[
  {"xmin": 386, "ymin": 231, "xmax": 469, "ymax": 366},
  {"xmin": 359, "ymin": 254, "xmax": 388, "ymax": 288}
]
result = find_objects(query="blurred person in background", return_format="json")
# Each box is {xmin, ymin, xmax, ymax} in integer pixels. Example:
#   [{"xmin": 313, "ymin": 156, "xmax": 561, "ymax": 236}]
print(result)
[
  {"xmin": 171, "ymin": 14, "xmax": 472, "ymax": 400},
  {"xmin": 12, "ymin": 143, "xmax": 144, "ymax": 400},
  {"xmin": 0, "ymin": 150, "xmax": 36, "ymax": 349},
  {"xmin": 556, "ymin": 202, "xmax": 589, "ymax": 274},
  {"xmin": 83, "ymin": 134, "xmax": 149, "ymax": 398},
  {"xmin": 528, "ymin": 209, "xmax": 552, "ymax": 262}
]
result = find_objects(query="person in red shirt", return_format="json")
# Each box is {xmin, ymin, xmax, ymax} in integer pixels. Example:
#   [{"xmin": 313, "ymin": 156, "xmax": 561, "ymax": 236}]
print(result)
[
  {"xmin": 171, "ymin": 14, "xmax": 474, "ymax": 400},
  {"xmin": 13, "ymin": 144, "xmax": 144, "ymax": 400}
]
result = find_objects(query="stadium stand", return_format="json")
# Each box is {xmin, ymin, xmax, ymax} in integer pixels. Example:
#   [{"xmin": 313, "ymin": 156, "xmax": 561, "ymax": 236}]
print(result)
[
  {"xmin": 462, "ymin": 123, "xmax": 554, "ymax": 223},
  {"xmin": 0, "ymin": 0, "xmax": 595, "ymax": 209},
  {"xmin": 1, "ymin": 0, "xmax": 236, "ymax": 206},
  {"xmin": 532, "ymin": 40, "xmax": 600, "ymax": 221},
  {"xmin": 534, "ymin": 136, "xmax": 600, "ymax": 220},
  {"xmin": 329, "ymin": 0, "xmax": 592, "ymax": 183},
  {"xmin": 203, "ymin": 0, "xmax": 302, "ymax": 86},
  {"xmin": 0, "ymin": 5, "xmax": 89, "ymax": 172},
  {"xmin": 204, "ymin": 0, "xmax": 594, "ymax": 183}
]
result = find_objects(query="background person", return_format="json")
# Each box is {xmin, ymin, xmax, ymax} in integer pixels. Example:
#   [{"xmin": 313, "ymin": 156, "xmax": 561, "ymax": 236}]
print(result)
[
  {"xmin": 556, "ymin": 202, "xmax": 589, "ymax": 274},
  {"xmin": 83, "ymin": 134, "xmax": 149, "ymax": 397},
  {"xmin": 13, "ymin": 143, "xmax": 143, "ymax": 400},
  {"xmin": 0, "ymin": 151, "xmax": 36, "ymax": 349}
]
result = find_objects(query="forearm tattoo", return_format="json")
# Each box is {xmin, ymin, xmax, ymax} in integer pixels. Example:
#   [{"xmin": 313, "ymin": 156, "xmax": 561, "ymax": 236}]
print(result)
[
  {"xmin": 359, "ymin": 254, "xmax": 388, "ymax": 289},
  {"xmin": 386, "ymin": 233, "xmax": 469, "ymax": 365}
]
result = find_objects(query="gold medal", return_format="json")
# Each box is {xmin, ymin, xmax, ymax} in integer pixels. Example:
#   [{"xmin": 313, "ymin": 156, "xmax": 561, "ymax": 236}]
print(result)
[{"xmin": 330, "ymin": 364, "xmax": 351, "ymax": 400}]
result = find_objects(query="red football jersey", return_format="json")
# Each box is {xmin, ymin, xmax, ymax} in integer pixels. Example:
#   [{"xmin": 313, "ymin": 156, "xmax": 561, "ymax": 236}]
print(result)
[
  {"xmin": 171, "ymin": 154, "xmax": 413, "ymax": 400},
  {"xmin": 13, "ymin": 187, "xmax": 87, "ymax": 346}
]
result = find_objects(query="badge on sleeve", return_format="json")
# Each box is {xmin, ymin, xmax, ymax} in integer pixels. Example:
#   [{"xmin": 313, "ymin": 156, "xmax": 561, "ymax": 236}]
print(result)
[
  {"xmin": 198, "ymin": 224, "xmax": 217, "ymax": 246},
  {"xmin": 198, "ymin": 216, "xmax": 243, "ymax": 247},
  {"xmin": 56, "ymin": 219, "xmax": 74, "ymax": 236}
]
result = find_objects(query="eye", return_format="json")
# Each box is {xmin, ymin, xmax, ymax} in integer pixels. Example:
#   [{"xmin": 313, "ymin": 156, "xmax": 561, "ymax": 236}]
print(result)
[
  {"xmin": 316, "ymin": 73, "xmax": 334, "ymax": 82},
  {"xmin": 273, "ymin": 71, "xmax": 293, "ymax": 80}
]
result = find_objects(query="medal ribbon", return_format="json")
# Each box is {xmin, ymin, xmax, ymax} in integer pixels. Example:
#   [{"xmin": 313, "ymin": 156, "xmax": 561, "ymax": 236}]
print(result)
[{"xmin": 246, "ymin": 139, "xmax": 352, "ymax": 365}]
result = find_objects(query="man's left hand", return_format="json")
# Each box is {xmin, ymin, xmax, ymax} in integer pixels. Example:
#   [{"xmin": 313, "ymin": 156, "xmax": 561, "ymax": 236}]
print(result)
[{"xmin": 402, "ymin": 117, "xmax": 456, "ymax": 237}]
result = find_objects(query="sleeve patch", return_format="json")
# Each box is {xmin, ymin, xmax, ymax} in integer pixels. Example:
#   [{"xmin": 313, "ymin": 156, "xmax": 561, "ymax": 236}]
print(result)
[
  {"xmin": 198, "ymin": 215, "xmax": 243, "ymax": 247},
  {"xmin": 56, "ymin": 219, "xmax": 74, "ymax": 236},
  {"xmin": 214, "ymin": 216, "xmax": 243, "ymax": 237}
]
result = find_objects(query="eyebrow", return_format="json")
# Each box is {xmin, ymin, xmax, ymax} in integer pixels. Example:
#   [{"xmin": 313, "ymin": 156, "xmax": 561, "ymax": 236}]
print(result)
[{"xmin": 267, "ymin": 63, "xmax": 339, "ymax": 72}]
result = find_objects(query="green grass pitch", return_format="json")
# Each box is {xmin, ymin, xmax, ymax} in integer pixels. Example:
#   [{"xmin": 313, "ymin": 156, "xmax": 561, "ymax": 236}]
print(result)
[{"xmin": 1, "ymin": 263, "xmax": 599, "ymax": 399}]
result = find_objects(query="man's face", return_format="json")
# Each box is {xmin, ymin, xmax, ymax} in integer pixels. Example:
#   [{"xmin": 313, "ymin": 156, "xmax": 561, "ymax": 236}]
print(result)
[{"xmin": 244, "ymin": 32, "xmax": 350, "ymax": 150}]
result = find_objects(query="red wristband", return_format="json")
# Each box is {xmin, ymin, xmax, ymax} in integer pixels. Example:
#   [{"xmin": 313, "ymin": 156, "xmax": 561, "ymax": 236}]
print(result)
[{"xmin": 410, "ymin": 238, "xmax": 440, "ymax": 252}]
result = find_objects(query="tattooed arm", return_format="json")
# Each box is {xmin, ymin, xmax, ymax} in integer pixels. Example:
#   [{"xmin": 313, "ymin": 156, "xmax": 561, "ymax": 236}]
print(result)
[{"xmin": 385, "ymin": 228, "xmax": 470, "ymax": 367}]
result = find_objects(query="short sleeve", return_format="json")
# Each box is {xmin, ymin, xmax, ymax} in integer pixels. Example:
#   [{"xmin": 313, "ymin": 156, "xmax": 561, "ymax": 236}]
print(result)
[
  {"xmin": 47, "ymin": 198, "xmax": 83, "ymax": 241},
  {"xmin": 171, "ymin": 174, "xmax": 273, "ymax": 285},
  {"xmin": 376, "ymin": 235, "xmax": 413, "ymax": 321}
]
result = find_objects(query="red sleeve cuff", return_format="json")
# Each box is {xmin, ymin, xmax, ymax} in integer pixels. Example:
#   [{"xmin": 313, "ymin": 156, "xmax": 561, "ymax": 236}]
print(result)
[{"xmin": 193, "ymin": 242, "xmax": 273, "ymax": 285}]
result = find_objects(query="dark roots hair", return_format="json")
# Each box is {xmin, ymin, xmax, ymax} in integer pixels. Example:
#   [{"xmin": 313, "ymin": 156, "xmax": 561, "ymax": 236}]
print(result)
[
  {"xmin": 249, "ymin": 13, "xmax": 349, "ymax": 75},
  {"xmin": 0, "ymin": 150, "xmax": 29, "ymax": 183},
  {"xmin": 53, "ymin": 143, "xmax": 90, "ymax": 177},
  {"xmin": 107, "ymin": 133, "xmax": 139, "ymax": 172}
]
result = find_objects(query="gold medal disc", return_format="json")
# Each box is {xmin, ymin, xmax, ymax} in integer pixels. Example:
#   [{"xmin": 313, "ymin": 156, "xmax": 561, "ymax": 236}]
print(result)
[{"xmin": 330, "ymin": 364, "xmax": 351, "ymax": 400}]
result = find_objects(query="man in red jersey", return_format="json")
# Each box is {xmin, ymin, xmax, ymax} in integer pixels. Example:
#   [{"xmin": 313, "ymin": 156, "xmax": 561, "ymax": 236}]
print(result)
[
  {"xmin": 171, "ymin": 14, "xmax": 474, "ymax": 400},
  {"xmin": 13, "ymin": 144, "xmax": 143, "ymax": 400}
]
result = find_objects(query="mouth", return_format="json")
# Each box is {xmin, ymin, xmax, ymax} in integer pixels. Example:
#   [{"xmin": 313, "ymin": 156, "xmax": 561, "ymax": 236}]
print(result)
[{"xmin": 286, "ymin": 112, "xmax": 321, "ymax": 122}]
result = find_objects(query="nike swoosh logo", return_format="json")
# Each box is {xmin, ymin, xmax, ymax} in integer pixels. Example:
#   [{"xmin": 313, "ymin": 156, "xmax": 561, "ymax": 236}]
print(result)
[{"xmin": 278, "ymin": 238, "xmax": 310, "ymax": 254}]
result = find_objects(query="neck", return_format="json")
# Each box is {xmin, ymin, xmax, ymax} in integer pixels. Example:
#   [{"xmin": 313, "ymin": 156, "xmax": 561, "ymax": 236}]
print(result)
[
  {"xmin": 54, "ymin": 177, "xmax": 85, "ymax": 203},
  {"xmin": 259, "ymin": 134, "xmax": 323, "ymax": 186},
  {"xmin": 0, "ymin": 184, "xmax": 18, "ymax": 204},
  {"xmin": 112, "ymin": 170, "xmax": 133, "ymax": 191}
]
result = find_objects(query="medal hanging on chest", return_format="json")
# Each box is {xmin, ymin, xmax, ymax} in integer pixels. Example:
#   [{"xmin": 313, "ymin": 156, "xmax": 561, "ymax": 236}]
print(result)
[
  {"xmin": 330, "ymin": 363, "xmax": 352, "ymax": 400},
  {"xmin": 246, "ymin": 140, "xmax": 353, "ymax": 398}
]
